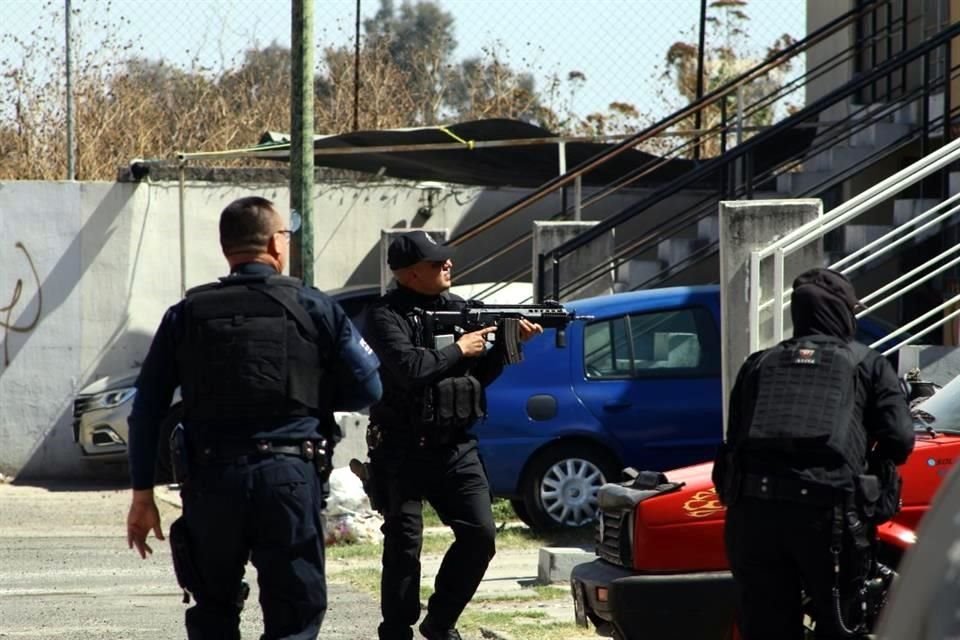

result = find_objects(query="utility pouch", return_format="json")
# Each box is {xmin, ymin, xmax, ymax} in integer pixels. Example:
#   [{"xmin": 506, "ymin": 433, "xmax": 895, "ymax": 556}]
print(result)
[
  {"xmin": 419, "ymin": 376, "xmax": 485, "ymax": 444},
  {"xmin": 857, "ymin": 458, "xmax": 902, "ymax": 524},
  {"xmin": 168, "ymin": 516, "xmax": 201, "ymax": 604},
  {"xmin": 711, "ymin": 442, "xmax": 741, "ymax": 507},
  {"xmin": 169, "ymin": 423, "xmax": 190, "ymax": 486}
]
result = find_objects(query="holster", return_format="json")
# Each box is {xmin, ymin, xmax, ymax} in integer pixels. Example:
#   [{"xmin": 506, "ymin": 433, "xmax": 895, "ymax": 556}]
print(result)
[
  {"xmin": 169, "ymin": 423, "xmax": 190, "ymax": 486},
  {"xmin": 349, "ymin": 458, "xmax": 385, "ymax": 513},
  {"xmin": 168, "ymin": 516, "xmax": 202, "ymax": 604}
]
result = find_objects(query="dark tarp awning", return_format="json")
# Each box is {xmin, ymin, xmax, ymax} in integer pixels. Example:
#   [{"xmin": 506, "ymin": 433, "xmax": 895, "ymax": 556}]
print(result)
[{"xmin": 182, "ymin": 118, "xmax": 815, "ymax": 189}]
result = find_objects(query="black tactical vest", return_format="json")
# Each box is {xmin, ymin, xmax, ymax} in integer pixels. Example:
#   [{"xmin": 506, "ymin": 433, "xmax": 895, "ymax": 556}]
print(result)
[
  {"xmin": 744, "ymin": 336, "xmax": 869, "ymax": 468},
  {"xmin": 177, "ymin": 274, "xmax": 325, "ymax": 424}
]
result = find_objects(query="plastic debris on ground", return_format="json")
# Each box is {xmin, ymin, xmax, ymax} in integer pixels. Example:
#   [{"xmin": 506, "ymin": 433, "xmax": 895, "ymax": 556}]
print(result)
[{"xmin": 323, "ymin": 466, "xmax": 383, "ymax": 545}]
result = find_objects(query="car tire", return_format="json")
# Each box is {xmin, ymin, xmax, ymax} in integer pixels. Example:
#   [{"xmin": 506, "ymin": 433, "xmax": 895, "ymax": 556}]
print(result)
[
  {"xmin": 154, "ymin": 404, "xmax": 182, "ymax": 485},
  {"xmin": 520, "ymin": 442, "xmax": 619, "ymax": 531},
  {"xmin": 509, "ymin": 498, "xmax": 535, "ymax": 528}
]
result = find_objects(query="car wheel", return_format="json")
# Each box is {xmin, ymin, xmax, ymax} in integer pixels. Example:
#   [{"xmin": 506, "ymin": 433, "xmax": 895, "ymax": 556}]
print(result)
[
  {"xmin": 154, "ymin": 404, "xmax": 182, "ymax": 485},
  {"xmin": 521, "ymin": 443, "xmax": 618, "ymax": 530}
]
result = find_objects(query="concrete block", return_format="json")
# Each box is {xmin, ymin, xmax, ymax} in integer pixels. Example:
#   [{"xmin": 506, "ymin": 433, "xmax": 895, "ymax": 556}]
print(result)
[
  {"xmin": 537, "ymin": 546, "xmax": 595, "ymax": 584},
  {"xmin": 331, "ymin": 411, "xmax": 370, "ymax": 470}
]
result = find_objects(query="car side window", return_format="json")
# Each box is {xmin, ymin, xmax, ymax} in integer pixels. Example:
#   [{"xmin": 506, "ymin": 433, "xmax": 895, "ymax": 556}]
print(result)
[
  {"xmin": 584, "ymin": 317, "xmax": 633, "ymax": 378},
  {"xmin": 584, "ymin": 306, "xmax": 720, "ymax": 379}
]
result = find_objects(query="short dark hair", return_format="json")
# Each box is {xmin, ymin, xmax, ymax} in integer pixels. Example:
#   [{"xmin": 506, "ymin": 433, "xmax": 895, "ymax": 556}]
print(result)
[{"xmin": 219, "ymin": 196, "xmax": 278, "ymax": 255}]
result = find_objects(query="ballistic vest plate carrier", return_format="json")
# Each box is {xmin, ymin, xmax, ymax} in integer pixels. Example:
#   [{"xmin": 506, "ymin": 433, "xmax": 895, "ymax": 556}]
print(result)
[
  {"xmin": 745, "ymin": 336, "xmax": 869, "ymax": 468},
  {"xmin": 178, "ymin": 274, "xmax": 324, "ymax": 423}
]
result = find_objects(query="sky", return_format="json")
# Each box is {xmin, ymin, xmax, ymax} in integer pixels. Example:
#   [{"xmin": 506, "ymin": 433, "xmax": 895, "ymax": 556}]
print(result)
[{"xmin": 2, "ymin": 0, "xmax": 806, "ymax": 128}]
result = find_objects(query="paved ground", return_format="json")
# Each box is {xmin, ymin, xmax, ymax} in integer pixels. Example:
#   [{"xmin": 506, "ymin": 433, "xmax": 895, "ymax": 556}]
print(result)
[{"xmin": 0, "ymin": 480, "xmax": 589, "ymax": 639}]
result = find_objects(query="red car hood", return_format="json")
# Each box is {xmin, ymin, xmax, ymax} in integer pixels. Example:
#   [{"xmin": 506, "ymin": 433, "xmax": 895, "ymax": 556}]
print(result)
[{"xmin": 628, "ymin": 433, "xmax": 959, "ymax": 572}]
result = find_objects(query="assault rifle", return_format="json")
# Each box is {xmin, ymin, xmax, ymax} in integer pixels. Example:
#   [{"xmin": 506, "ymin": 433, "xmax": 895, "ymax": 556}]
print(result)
[{"xmin": 417, "ymin": 299, "xmax": 593, "ymax": 364}]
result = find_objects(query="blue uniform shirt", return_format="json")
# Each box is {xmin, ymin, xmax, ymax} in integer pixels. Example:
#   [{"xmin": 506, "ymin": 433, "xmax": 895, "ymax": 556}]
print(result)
[{"xmin": 128, "ymin": 263, "xmax": 381, "ymax": 490}]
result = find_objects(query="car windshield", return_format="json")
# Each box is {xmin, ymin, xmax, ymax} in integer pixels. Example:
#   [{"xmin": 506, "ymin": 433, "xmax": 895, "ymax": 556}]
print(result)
[{"xmin": 912, "ymin": 374, "xmax": 960, "ymax": 434}]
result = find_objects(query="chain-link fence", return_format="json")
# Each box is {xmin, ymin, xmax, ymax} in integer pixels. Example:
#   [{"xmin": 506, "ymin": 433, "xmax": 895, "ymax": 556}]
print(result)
[{"xmin": 0, "ymin": 0, "xmax": 805, "ymax": 180}]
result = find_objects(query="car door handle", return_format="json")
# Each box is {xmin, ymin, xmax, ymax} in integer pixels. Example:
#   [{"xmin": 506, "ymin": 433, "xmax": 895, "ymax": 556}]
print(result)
[{"xmin": 603, "ymin": 401, "xmax": 632, "ymax": 411}]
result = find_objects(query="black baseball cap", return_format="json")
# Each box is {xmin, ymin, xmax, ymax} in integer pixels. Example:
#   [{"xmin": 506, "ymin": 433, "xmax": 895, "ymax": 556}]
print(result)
[
  {"xmin": 792, "ymin": 268, "xmax": 867, "ymax": 312},
  {"xmin": 387, "ymin": 231, "xmax": 455, "ymax": 270}
]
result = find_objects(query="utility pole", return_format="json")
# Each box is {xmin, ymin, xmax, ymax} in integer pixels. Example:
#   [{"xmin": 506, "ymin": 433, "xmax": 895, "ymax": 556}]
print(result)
[
  {"xmin": 291, "ymin": 0, "xmax": 315, "ymax": 285},
  {"xmin": 65, "ymin": 0, "xmax": 76, "ymax": 180}
]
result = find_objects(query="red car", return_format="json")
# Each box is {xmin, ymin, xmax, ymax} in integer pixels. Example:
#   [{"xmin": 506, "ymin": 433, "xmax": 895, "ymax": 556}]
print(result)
[{"xmin": 570, "ymin": 377, "xmax": 956, "ymax": 640}]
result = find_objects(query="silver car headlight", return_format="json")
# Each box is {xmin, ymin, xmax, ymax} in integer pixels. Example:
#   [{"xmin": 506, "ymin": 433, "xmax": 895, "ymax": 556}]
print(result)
[{"xmin": 86, "ymin": 387, "xmax": 137, "ymax": 410}]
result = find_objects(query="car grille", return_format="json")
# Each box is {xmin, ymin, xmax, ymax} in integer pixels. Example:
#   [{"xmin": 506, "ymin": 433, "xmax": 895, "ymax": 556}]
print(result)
[
  {"xmin": 596, "ymin": 508, "xmax": 632, "ymax": 567},
  {"xmin": 72, "ymin": 395, "xmax": 96, "ymax": 441}
]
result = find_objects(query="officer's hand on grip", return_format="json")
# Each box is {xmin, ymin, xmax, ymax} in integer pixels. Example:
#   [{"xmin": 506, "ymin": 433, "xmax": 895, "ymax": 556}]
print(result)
[{"xmin": 456, "ymin": 326, "xmax": 497, "ymax": 357}]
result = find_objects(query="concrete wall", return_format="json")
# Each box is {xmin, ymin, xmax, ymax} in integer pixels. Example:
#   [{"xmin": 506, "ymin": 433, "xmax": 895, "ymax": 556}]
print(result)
[
  {"xmin": 0, "ymin": 177, "xmax": 677, "ymax": 479},
  {"xmin": 718, "ymin": 199, "xmax": 824, "ymax": 434}
]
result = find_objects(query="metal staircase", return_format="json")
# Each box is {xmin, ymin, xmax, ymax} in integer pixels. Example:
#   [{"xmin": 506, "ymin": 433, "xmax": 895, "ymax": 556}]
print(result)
[{"xmin": 444, "ymin": 0, "xmax": 960, "ymax": 325}]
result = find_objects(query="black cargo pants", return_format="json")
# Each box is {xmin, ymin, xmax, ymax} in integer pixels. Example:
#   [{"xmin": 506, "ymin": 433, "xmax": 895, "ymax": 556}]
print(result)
[
  {"xmin": 725, "ymin": 498, "xmax": 872, "ymax": 640},
  {"xmin": 179, "ymin": 454, "xmax": 327, "ymax": 640},
  {"xmin": 371, "ymin": 438, "xmax": 497, "ymax": 640}
]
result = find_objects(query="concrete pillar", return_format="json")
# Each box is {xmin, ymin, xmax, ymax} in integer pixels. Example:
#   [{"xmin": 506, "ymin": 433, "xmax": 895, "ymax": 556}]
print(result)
[
  {"xmin": 532, "ymin": 221, "xmax": 614, "ymax": 302},
  {"xmin": 719, "ymin": 199, "xmax": 823, "ymax": 435},
  {"xmin": 379, "ymin": 228, "xmax": 449, "ymax": 294}
]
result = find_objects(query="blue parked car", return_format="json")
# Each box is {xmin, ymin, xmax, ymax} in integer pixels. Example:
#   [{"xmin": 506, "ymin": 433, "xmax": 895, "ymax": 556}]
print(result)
[{"xmin": 477, "ymin": 284, "xmax": 905, "ymax": 530}]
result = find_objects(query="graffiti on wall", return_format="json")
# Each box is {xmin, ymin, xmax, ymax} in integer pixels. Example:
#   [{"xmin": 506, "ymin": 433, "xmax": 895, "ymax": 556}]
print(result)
[{"xmin": 1, "ymin": 242, "xmax": 42, "ymax": 367}]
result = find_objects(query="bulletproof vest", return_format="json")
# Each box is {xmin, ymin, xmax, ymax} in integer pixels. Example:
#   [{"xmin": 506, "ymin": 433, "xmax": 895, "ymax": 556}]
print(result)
[
  {"xmin": 744, "ymin": 336, "xmax": 869, "ymax": 468},
  {"xmin": 178, "ymin": 274, "xmax": 325, "ymax": 424}
]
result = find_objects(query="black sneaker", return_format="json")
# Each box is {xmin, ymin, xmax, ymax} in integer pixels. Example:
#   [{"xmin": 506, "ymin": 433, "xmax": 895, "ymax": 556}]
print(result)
[{"xmin": 418, "ymin": 618, "xmax": 462, "ymax": 640}]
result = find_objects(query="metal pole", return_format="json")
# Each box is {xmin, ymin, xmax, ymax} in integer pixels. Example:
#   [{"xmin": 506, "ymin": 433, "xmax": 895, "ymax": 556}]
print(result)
[
  {"xmin": 179, "ymin": 162, "xmax": 187, "ymax": 297},
  {"xmin": 353, "ymin": 0, "xmax": 361, "ymax": 131},
  {"xmin": 65, "ymin": 0, "xmax": 75, "ymax": 180},
  {"xmin": 291, "ymin": 0, "xmax": 315, "ymax": 285},
  {"xmin": 693, "ymin": 0, "xmax": 708, "ymax": 162}
]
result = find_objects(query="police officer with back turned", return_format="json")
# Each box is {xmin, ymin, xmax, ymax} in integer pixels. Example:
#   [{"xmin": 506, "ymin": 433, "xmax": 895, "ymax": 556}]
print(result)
[
  {"xmin": 363, "ymin": 230, "xmax": 542, "ymax": 640},
  {"xmin": 714, "ymin": 267, "xmax": 914, "ymax": 639},
  {"xmin": 125, "ymin": 196, "xmax": 382, "ymax": 640}
]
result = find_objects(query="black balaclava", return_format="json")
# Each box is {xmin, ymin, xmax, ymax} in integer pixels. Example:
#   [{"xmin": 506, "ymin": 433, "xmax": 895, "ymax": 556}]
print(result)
[{"xmin": 790, "ymin": 268, "xmax": 861, "ymax": 340}]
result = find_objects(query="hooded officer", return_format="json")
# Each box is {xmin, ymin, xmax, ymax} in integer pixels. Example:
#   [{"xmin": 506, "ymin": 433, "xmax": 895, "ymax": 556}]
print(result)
[
  {"xmin": 125, "ymin": 196, "xmax": 382, "ymax": 640},
  {"xmin": 714, "ymin": 267, "xmax": 914, "ymax": 639},
  {"xmin": 362, "ymin": 230, "xmax": 541, "ymax": 640}
]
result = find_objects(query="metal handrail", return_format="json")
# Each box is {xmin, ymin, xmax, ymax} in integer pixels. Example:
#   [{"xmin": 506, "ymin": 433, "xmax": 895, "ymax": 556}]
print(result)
[
  {"xmin": 749, "ymin": 135, "xmax": 960, "ymax": 350},
  {"xmin": 542, "ymin": 12, "xmax": 951, "ymax": 302},
  {"xmin": 446, "ymin": 0, "xmax": 896, "ymax": 253}
]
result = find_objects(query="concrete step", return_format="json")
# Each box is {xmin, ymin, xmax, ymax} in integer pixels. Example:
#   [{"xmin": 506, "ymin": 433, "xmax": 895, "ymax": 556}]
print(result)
[
  {"xmin": 849, "ymin": 121, "xmax": 912, "ymax": 148},
  {"xmin": 808, "ymin": 145, "xmax": 877, "ymax": 173},
  {"xmin": 537, "ymin": 546, "xmax": 595, "ymax": 584},
  {"xmin": 776, "ymin": 169, "xmax": 835, "ymax": 195},
  {"xmin": 697, "ymin": 215, "xmax": 719, "ymax": 244},
  {"xmin": 894, "ymin": 93, "xmax": 944, "ymax": 125},
  {"xmin": 837, "ymin": 224, "xmax": 891, "ymax": 254},
  {"xmin": 657, "ymin": 237, "xmax": 703, "ymax": 266},
  {"xmin": 893, "ymin": 198, "xmax": 944, "ymax": 243},
  {"xmin": 616, "ymin": 258, "xmax": 666, "ymax": 289}
]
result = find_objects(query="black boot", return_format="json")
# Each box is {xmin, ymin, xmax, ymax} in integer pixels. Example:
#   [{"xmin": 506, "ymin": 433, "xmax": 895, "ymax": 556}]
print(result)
[{"xmin": 418, "ymin": 617, "xmax": 462, "ymax": 640}]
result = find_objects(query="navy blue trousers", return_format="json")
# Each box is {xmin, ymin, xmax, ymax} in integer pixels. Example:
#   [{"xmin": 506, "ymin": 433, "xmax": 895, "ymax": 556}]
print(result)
[
  {"xmin": 372, "ymin": 440, "xmax": 497, "ymax": 640},
  {"xmin": 180, "ymin": 455, "xmax": 326, "ymax": 640}
]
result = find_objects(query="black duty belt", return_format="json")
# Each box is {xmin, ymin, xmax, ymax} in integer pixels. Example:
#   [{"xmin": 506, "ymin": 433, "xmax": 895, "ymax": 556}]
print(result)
[
  {"xmin": 740, "ymin": 472, "xmax": 840, "ymax": 507},
  {"xmin": 198, "ymin": 439, "xmax": 321, "ymax": 463}
]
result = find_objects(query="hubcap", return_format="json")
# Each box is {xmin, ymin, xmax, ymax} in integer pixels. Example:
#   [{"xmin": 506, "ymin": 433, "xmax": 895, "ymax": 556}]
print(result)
[{"xmin": 539, "ymin": 457, "xmax": 606, "ymax": 526}]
